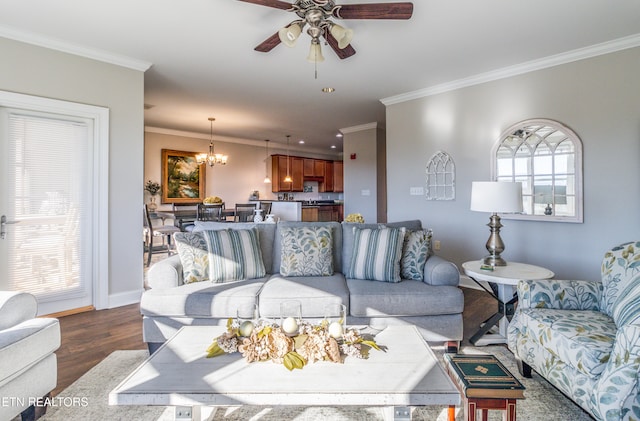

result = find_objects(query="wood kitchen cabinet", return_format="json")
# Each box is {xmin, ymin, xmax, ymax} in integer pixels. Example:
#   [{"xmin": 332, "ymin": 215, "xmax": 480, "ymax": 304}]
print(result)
[
  {"xmin": 303, "ymin": 159, "xmax": 315, "ymax": 177},
  {"xmin": 319, "ymin": 160, "xmax": 334, "ymax": 192},
  {"xmin": 301, "ymin": 206, "xmax": 319, "ymax": 222},
  {"xmin": 272, "ymin": 155, "xmax": 303, "ymax": 192},
  {"xmin": 273, "ymin": 156, "xmax": 342, "ymax": 193},
  {"xmin": 333, "ymin": 161, "xmax": 343, "ymax": 192}
]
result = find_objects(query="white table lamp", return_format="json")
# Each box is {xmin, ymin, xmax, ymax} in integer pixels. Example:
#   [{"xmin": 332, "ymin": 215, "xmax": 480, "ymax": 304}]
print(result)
[{"xmin": 470, "ymin": 181, "xmax": 523, "ymax": 266}]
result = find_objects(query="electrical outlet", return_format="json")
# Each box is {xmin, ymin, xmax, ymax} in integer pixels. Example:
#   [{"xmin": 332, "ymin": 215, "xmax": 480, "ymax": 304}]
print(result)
[
  {"xmin": 434, "ymin": 240, "xmax": 441, "ymax": 251},
  {"xmin": 409, "ymin": 187, "xmax": 424, "ymax": 196}
]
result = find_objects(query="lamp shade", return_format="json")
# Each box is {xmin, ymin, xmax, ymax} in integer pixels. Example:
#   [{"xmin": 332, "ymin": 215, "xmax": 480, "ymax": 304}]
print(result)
[
  {"xmin": 330, "ymin": 23, "xmax": 354, "ymax": 49},
  {"xmin": 279, "ymin": 23, "xmax": 302, "ymax": 47},
  {"xmin": 306, "ymin": 41, "xmax": 325, "ymax": 63},
  {"xmin": 470, "ymin": 181, "xmax": 523, "ymax": 213}
]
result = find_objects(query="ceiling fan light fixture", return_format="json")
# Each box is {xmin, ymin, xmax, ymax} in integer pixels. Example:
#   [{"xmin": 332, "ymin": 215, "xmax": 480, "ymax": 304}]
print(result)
[
  {"xmin": 307, "ymin": 39, "xmax": 325, "ymax": 63},
  {"xmin": 278, "ymin": 23, "xmax": 302, "ymax": 47},
  {"xmin": 330, "ymin": 23, "xmax": 353, "ymax": 49}
]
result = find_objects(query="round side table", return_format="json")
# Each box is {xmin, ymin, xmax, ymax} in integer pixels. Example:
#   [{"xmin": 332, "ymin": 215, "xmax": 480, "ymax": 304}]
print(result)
[{"xmin": 462, "ymin": 261, "xmax": 554, "ymax": 346}]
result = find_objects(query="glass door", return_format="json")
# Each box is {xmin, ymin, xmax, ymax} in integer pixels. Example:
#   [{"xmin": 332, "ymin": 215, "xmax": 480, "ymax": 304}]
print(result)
[{"xmin": 0, "ymin": 109, "xmax": 94, "ymax": 315}]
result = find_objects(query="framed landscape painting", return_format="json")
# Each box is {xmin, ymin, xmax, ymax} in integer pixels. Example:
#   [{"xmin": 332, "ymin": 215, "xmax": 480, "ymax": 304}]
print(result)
[{"xmin": 161, "ymin": 149, "xmax": 205, "ymax": 204}]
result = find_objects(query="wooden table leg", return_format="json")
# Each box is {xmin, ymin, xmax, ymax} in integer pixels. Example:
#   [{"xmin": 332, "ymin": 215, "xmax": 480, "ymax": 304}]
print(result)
[
  {"xmin": 505, "ymin": 399, "xmax": 517, "ymax": 421},
  {"xmin": 466, "ymin": 400, "xmax": 477, "ymax": 421}
]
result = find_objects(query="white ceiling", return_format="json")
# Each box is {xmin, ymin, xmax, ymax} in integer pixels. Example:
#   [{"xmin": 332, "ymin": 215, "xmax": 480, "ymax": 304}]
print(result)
[{"xmin": 1, "ymin": 0, "xmax": 639, "ymax": 153}]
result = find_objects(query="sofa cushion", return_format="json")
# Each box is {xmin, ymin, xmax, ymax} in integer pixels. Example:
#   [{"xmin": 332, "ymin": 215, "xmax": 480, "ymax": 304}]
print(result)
[
  {"xmin": 273, "ymin": 222, "xmax": 342, "ymax": 274},
  {"xmin": 401, "ymin": 229, "xmax": 432, "ymax": 281},
  {"xmin": 203, "ymin": 228, "xmax": 266, "ymax": 282},
  {"xmin": 193, "ymin": 221, "xmax": 276, "ymax": 274},
  {"xmin": 279, "ymin": 225, "xmax": 333, "ymax": 276},
  {"xmin": 517, "ymin": 308, "xmax": 616, "ymax": 377},
  {"xmin": 140, "ymin": 278, "xmax": 266, "ymax": 318},
  {"xmin": 259, "ymin": 273, "xmax": 349, "ymax": 318},
  {"xmin": 174, "ymin": 232, "xmax": 209, "ymax": 284},
  {"xmin": 347, "ymin": 278, "xmax": 464, "ymax": 317},
  {"xmin": 346, "ymin": 226, "xmax": 406, "ymax": 283},
  {"xmin": 342, "ymin": 220, "xmax": 422, "ymax": 276}
]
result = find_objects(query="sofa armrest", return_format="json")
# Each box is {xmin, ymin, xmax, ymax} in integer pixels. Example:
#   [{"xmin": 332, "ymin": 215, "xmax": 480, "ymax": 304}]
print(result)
[
  {"xmin": 517, "ymin": 279, "xmax": 603, "ymax": 310},
  {"xmin": 423, "ymin": 255, "xmax": 460, "ymax": 286},
  {"xmin": 0, "ymin": 291, "xmax": 37, "ymax": 331},
  {"xmin": 593, "ymin": 323, "xmax": 640, "ymax": 420},
  {"xmin": 147, "ymin": 255, "xmax": 184, "ymax": 289}
]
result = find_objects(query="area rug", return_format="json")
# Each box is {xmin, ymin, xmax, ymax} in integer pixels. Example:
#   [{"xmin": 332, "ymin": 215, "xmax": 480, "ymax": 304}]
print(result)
[{"xmin": 41, "ymin": 346, "xmax": 593, "ymax": 421}]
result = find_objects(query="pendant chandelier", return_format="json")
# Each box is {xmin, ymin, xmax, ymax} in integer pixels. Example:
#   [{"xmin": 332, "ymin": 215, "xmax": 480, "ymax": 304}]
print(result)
[
  {"xmin": 196, "ymin": 117, "xmax": 228, "ymax": 166},
  {"xmin": 263, "ymin": 139, "xmax": 271, "ymax": 184}
]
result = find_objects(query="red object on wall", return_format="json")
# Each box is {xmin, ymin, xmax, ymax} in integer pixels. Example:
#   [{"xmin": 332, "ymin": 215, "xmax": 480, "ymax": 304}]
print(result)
[{"xmin": 350, "ymin": 153, "xmax": 356, "ymax": 160}]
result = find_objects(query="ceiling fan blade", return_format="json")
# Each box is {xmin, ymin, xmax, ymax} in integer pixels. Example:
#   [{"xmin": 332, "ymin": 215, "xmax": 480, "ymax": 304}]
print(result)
[
  {"xmin": 323, "ymin": 32, "xmax": 356, "ymax": 60},
  {"xmin": 254, "ymin": 32, "xmax": 282, "ymax": 52},
  {"xmin": 237, "ymin": 0, "xmax": 292, "ymax": 11},
  {"xmin": 332, "ymin": 2, "xmax": 413, "ymax": 19}
]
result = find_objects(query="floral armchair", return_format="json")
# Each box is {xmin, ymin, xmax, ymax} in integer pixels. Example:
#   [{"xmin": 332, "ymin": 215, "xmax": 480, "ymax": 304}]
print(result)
[{"xmin": 508, "ymin": 241, "xmax": 640, "ymax": 421}]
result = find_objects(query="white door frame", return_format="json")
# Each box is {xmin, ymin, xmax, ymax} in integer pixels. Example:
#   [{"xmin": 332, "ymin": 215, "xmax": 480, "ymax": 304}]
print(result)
[{"xmin": 0, "ymin": 90, "xmax": 109, "ymax": 312}]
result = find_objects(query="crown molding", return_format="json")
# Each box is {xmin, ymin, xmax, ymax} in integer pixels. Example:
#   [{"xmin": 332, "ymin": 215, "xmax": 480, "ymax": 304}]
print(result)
[
  {"xmin": 340, "ymin": 122, "xmax": 378, "ymax": 134},
  {"xmin": 381, "ymin": 33, "xmax": 640, "ymax": 106},
  {"xmin": 0, "ymin": 25, "xmax": 152, "ymax": 72},
  {"xmin": 145, "ymin": 126, "xmax": 340, "ymax": 157}
]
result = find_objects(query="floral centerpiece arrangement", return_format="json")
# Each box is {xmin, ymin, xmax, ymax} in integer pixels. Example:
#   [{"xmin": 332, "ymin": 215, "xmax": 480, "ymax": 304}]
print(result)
[
  {"xmin": 344, "ymin": 213, "xmax": 365, "ymax": 223},
  {"xmin": 203, "ymin": 196, "xmax": 223, "ymax": 204},
  {"xmin": 206, "ymin": 318, "xmax": 381, "ymax": 371},
  {"xmin": 144, "ymin": 180, "xmax": 161, "ymax": 196},
  {"xmin": 144, "ymin": 180, "xmax": 161, "ymax": 211}
]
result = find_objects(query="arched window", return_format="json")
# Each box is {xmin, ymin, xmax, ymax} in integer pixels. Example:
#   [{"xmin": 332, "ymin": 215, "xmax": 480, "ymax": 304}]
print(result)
[
  {"xmin": 492, "ymin": 119, "xmax": 583, "ymax": 222},
  {"xmin": 426, "ymin": 151, "xmax": 455, "ymax": 200}
]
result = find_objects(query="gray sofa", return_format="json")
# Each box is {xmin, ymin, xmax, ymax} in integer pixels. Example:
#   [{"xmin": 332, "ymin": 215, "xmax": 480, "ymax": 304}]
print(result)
[{"xmin": 141, "ymin": 220, "xmax": 463, "ymax": 352}]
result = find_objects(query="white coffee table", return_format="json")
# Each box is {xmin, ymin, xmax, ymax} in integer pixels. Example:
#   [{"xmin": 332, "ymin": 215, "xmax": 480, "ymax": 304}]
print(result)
[
  {"xmin": 109, "ymin": 325, "xmax": 459, "ymax": 420},
  {"xmin": 462, "ymin": 260, "xmax": 554, "ymax": 346}
]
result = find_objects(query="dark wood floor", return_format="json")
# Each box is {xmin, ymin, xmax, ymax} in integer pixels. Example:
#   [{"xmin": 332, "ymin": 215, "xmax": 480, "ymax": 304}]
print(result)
[{"xmin": 52, "ymin": 287, "xmax": 496, "ymax": 396}]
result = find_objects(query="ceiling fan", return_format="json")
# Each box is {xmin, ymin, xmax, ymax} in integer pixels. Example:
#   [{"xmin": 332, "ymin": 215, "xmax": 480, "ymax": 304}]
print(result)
[{"xmin": 238, "ymin": 0, "xmax": 414, "ymax": 61}]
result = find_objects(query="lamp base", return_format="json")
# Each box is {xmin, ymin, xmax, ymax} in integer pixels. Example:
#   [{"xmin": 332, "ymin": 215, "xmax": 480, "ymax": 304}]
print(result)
[{"xmin": 483, "ymin": 255, "xmax": 507, "ymax": 267}]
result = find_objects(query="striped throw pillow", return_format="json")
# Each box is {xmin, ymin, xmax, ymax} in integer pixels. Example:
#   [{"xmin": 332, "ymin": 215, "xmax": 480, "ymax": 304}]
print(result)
[
  {"xmin": 202, "ymin": 228, "xmax": 266, "ymax": 283},
  {"xmin": 347, "ymin": 226, "xmax": 406, "ymax": 283}
]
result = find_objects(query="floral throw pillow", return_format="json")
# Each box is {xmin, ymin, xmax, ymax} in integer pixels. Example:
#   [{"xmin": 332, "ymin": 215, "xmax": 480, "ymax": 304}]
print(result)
[
  {"xmin": 280, "ymin": 226, "xmax": 334, "ymax": 277},
  {"xmin": 401, "ymin": 229, "xmax": 433, "ymax": 281},
  {"xmin": 347, "ymin": 226, "xmax": 406, "ymax": 283},
  {"xmin": 202, "ymin": 228, "xmax": 266, "ymax": 283},
  {"xmin": 174, "ymin": 232, "xmax": 209, "ymax": 284}
]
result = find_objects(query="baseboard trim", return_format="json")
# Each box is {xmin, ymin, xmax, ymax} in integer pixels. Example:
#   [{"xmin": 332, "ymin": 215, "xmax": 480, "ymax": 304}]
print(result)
[
  {"xmin": 108, "ymin": 289, "xmax": 143, "ymax": 309},
  {"xmin": 42, "ymin": 305, "xmax": 95, "ymax": 318}
]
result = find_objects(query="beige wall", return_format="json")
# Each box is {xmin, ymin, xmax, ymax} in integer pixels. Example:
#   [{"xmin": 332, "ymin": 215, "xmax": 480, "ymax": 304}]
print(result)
[
  {"xmin": 144, "ymin": 130, "xmax": 341, "ymax": 209},
  {"xmin": 385, "ymin": 47, "xmax": 640, "ymax": 280},
  {"xmin": 342, "ymin": 125, "xmax": 380, "ymax": 223},
  {"xmin": 0, "ymin": 37, "xmax": 145, "ymax": 306}
]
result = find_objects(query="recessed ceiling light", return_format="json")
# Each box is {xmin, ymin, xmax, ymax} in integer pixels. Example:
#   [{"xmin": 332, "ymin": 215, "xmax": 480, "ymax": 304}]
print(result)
[
  {"xmin": 331, "ymin": 145, "xmax": 337, "ymax": 149},
  {"xmin": 336, "ymin": 133, "xmax": 343, "ymax": 138},
  {"xmin": 321, "ymin": 87, "xmax": 335, "ymax": 93},
  {"xmin": 298, "ymin": 140, "xmax": 305, "ymax": 144}
]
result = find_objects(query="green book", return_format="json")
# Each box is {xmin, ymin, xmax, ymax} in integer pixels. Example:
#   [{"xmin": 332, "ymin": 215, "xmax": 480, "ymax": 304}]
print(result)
[{"xmin": 445, "ymin": 354, "xmax": 525, "ymax": 399}]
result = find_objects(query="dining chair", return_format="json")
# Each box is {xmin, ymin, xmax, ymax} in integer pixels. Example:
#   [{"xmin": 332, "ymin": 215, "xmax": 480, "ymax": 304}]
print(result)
[
  {"xmin": 234, "ymin": 203, "xmax": 257, "ymax": 222},
  {"xmin": 197, "ymin": 203, "xmax": 225, "ymax": 221},
  {"xmin": 259, "ymin": 201, "xmax": 273, "ymax": 215},
  {"xmin": 171, "ymin": 203, "xmax": 198, "ymax": 231},
  {"xmin": 143, "ymin": 204, "xmax": 180, "ymax": 266}
]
